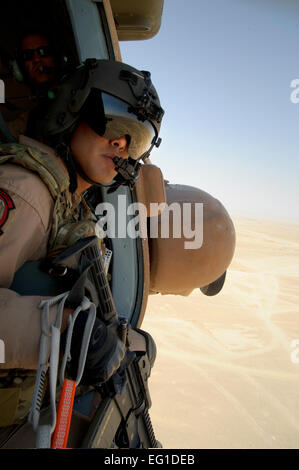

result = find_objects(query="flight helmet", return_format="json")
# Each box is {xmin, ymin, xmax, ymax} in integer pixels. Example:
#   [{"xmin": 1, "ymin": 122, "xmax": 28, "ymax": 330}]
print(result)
[{"xmin": 40, "ymin": 59, "xmax": 164, "ymax": 192}]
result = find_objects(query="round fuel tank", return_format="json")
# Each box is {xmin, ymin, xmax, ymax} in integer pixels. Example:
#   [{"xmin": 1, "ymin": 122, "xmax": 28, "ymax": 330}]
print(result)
[{"xmin": 148, "ymin": 183, "xmax": 236, "ymax": 296}]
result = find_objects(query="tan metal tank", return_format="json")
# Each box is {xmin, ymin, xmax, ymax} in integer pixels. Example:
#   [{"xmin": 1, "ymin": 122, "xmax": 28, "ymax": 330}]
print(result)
[
  {"xmin": 148, "ymin": 183, "xmax": 235, "ymax": 296},
  {"xmin": 135, "ymin": 164, "xmax": 236, "ymax": 298}
]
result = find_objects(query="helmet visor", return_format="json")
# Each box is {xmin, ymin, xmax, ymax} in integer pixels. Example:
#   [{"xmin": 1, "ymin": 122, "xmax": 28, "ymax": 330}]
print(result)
[{"xmin": 99, "ymin": 93, "xmax": 157, "ymax": 160}]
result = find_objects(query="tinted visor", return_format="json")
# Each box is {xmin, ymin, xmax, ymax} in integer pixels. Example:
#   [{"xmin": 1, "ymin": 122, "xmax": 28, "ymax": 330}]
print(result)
[{"xmin": 86, "ymin": 91, "xmax": 157, "ymax": 160}]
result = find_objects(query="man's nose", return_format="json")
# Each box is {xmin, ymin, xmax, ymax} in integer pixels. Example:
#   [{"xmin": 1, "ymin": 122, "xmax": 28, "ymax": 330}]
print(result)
[
  {"xmin": 32, "ymin": 51, "xmax": 41, "ymax": 61},
  {"xmin": 111, "ymin": 135, "xmax": 128, "ymax": 153}
]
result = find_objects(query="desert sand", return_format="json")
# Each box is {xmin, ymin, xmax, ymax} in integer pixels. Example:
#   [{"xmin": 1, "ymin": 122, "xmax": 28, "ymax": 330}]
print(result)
[{"xmin": 142, "ymin": 217, "xmax": 299, "ymax": 449}]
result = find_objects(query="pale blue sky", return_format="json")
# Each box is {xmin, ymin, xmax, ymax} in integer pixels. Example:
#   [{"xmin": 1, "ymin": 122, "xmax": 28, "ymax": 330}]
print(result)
[{"xmin": 120, "ymin": 0, "xmax": 299, "ymax": 222}]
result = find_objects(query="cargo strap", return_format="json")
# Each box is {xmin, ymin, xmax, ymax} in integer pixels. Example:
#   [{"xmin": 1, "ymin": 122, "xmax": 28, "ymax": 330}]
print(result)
[
  {"xmin": 51, "ymin": 299, "xmax": 96, "ymax": 449},
  {"xmin": 28, "ymin": 292, "xmax": 96, "ymax": 449},
  {"xmin": 51, "ymin": 378, "xmax": 76, "ymax": 449}
]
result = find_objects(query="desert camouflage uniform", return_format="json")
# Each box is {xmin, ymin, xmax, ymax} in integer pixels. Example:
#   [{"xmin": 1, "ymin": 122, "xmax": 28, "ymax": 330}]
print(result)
[{"xmin": 0, "ymin": 135, "xmax": 96, "ymax": 431}]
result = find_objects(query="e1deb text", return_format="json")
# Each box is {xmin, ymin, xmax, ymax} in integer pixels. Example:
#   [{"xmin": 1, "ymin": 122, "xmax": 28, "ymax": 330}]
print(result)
[{"xmin": 104, "ymin": 454, "xmax": 196, "ymax": 467}]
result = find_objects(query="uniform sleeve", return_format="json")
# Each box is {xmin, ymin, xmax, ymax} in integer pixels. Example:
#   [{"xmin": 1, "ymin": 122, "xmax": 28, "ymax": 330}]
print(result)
[{"xmin": 0, "ymin": 165, "xmax": 66, "ymax": 370}]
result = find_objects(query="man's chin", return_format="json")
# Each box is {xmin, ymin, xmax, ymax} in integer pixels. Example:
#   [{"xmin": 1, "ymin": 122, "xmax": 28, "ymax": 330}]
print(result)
[
  {"xmin": 91, "ymin": 171, "xmax": 116, "ymax": 186},
  {"xmin": 31, "ymin": 74, "xmax": 54, "ymax": 86},
  {"xmin": 101, "ymin": 177, "xmax": 116, "ymax": 185}
]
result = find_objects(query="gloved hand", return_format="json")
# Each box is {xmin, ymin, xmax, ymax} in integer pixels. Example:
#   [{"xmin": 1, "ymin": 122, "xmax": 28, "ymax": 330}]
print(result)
[{"xmin": 66, "ymin": 310, "xmax": 126, "ymax": 386}]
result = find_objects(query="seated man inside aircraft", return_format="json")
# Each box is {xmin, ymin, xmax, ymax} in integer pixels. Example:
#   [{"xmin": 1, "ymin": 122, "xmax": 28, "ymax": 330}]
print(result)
[{"xmin": 0, "ymin": 30, "xmax": 60, "ymax": 141}]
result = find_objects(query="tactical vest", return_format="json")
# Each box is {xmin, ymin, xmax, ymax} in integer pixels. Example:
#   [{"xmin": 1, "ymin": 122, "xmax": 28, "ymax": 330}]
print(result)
[
  {"xmin": 0, "ymin": 142, "xmax": 96, "ymax": 254},
  {"xmin": 0, "ymin": 142, "xmax": 97, "ymax": 429}
]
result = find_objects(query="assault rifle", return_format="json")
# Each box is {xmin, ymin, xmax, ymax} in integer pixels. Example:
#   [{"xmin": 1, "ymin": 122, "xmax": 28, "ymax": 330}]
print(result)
[{"xmin": 48, "ymin": 236, "xmax": 160, "ymax": 448}]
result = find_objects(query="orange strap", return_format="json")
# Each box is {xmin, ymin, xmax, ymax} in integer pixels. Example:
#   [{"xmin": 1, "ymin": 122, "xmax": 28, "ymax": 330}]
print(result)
[{"xmin": 51, "ymin": 378, "xmax": 76, "ymax": 449}]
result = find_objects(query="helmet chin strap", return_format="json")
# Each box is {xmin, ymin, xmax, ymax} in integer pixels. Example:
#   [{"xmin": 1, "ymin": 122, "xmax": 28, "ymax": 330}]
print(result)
[
  {"xmin": 55, "ymin": 141, "xmax": 141, "ymax": 194},
  {"xmin": 54, "ymin": 141, "xmax": 78, "ymax": 193},
  {"xmin": 73, "ymin": 155, "xmax": 141, "ymax": 194},
  {"xmin": 72, "ymin": 155, "xmax": 104, "ymax": 190},
  {"xmin": 54, "ymin": 132, "xmax": 104, "ymax": 193},
  {"xmin": 61, "ymin": 147, "xmax": 103, "ymax": 193}
]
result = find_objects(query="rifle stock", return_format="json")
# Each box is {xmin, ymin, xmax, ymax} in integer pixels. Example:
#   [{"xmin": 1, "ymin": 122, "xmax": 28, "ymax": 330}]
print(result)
[{"xmin": 82, "ymin": 351, "xmax": 159, "ymax": 448}]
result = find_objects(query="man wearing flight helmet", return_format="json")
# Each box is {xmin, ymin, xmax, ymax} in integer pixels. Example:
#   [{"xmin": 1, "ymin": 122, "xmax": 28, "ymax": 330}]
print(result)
[
  {"xmin": 0, "ymin": 59, "xmax": 164, "ymax": 442},
  {"xmin": 38, "ymin": 59, "xmax": 163, "ymax": 190},
  {"xmin": 0, "ymin": 30, "xmax": 60, "ymax": 142}
]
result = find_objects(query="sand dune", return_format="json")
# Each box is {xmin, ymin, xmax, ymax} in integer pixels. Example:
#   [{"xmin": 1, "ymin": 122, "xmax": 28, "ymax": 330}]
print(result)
[{"xmin": 142, "ymin": 217, "xmax": 299, "ymax": 449}]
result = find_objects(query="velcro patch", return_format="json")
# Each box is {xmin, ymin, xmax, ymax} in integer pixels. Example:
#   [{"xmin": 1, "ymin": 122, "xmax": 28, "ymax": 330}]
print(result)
[{"xmin": 0, "ymin": 189, "xmax": 15, "ymax": 235}]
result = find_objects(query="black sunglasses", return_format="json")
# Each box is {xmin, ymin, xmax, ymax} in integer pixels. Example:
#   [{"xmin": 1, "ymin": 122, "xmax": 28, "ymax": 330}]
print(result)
[{"xmin": 22, "ymin": 45, "xmax": 53, "ymax": 62}]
